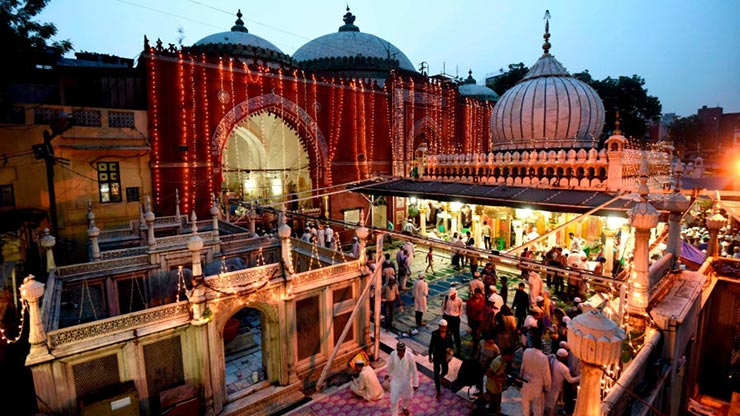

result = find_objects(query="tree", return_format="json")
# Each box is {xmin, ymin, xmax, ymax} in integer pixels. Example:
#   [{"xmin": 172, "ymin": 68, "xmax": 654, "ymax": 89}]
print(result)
[
  {"xmin": 2, "ymin": 0, "xmax": 72, "ymax": 55},
  {"xmin": 572, "ymin": 72, "xmax": 662, "ymax": 143},
  {"xmin": 668, "ymin": 115, "xmax": 703, "ymax": 159},
  {"xmin": 1, "ymin": 0, "xmax": 72, "ymax": 113},
  {"xmin": 487, "ymin": 63, "xmax": 529, "ymax": 96}
]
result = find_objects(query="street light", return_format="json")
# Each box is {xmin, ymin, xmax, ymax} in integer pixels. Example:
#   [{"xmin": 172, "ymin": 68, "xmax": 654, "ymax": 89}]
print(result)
[{"xmin": 32, "ymin": 113, "xmax": 74, "ymax": 236}]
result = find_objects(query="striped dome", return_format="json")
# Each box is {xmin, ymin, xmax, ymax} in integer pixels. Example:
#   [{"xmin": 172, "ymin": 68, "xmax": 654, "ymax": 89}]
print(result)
[{"xmin": 491, "ymin": 54, "xmax": 604, "ymax": 150}]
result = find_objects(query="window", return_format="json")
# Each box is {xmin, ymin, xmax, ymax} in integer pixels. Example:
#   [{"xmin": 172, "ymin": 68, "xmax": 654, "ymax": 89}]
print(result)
[
  {"xmin": 333, "ymin": 286, "xmax": 354, "ymax": 345},
  {"xmin": 108, "ymin": 111, "xmax": 136, "ymax": 128},
  {"xmin": 0, "ymin": 185, "xmax": 14, "ymax": 207},
  {"xmin": 296, "ymin": 296, "xmax": 321, "ymax": 360},
  {"xmin": 97, "ymin": 162, "xmax": 122, "ymax": 203},
  {"xmin": 34, "ymin": 108, "xmax": 65, "ymax": 125},
  {"xmin": 126, "ymin": 187, "xmax": 140, "ymax": 202},
  {"xmin": 73, "ymin": 110, "xmax": 101, "ymax": 127}
]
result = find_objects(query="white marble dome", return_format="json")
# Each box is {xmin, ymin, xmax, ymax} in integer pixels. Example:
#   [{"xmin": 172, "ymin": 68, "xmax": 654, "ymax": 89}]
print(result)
[
  {"xmin": 458, "ymin": 71, "xmax": 499, "ymax": 102},
  {"xmin": 191, "ymin": 10, "xmax": 291, "ymax": 64},
  {"xmin": 491, "ymin": 34, "xmax": 604, "ymax": 150},
  {"xmin": 293, "ymin": 8, "xmax": 416, "ymax": 74}
]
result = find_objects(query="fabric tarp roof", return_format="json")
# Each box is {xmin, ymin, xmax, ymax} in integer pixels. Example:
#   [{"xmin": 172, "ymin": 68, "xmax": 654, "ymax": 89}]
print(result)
[
  {"xmin": 351, "ymin": 179, "xmax": 646, "ymax": 217},
  {"xmin": 680, "ymin": 241, "xmax": 706, "ymax": 270},
  {"xmin": 719, "ymin": 200, "xmax": 740, "ymax": 224}
]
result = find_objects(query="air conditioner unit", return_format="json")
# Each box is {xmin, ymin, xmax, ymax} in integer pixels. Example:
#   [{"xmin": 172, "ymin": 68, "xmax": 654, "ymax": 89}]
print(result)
[{"xmin": 79, "ymin": 381, "xmax": 140, "ymax": 416}]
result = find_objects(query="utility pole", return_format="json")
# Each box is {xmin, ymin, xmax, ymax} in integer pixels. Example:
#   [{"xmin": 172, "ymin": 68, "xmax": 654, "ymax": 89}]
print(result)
[{"xmin": 33, "ymin": 113, "xmax": 73, "ymax": 236}]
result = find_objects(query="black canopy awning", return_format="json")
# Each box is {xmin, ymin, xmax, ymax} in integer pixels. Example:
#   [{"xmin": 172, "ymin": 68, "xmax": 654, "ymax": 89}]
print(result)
[{"xmin": 351, "ymin": 179, "xmax": 644, "ymax": 217}]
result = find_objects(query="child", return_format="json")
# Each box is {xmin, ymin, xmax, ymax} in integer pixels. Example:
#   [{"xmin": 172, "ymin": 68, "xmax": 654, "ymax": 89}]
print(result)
[{"xmin": 425, "ymin": 246, "xmax": 435, "ymax": 275}]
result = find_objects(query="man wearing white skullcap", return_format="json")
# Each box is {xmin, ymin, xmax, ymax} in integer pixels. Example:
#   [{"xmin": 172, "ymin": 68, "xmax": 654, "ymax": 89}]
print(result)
[
  {"xmin": 545, "ymin": 348, "xmax": 581, "ymax": 416},
  {"xmin": 442, "ymin": 288, "xmax": 463, "ymax": 353},
  {"xmin": 413, "ymin": 271, "xmax": 429, "ymax": 327},
  {"xmin": 387, "ymin": 342, "xmax": 418, "ymax": 416},
  {"xmin": 351, "ymin": 358, "xmax": 383, "ymax": 401}
]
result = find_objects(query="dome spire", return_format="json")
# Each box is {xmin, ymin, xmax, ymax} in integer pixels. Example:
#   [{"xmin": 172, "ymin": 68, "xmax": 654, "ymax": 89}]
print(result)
[
  {"xmin": 231, "ymin": 9, "xmax": 248, "ymax": 33},
  {"xmin": 542, "ymin": 10, "xmax": 551, "ymax": 55},
  {"xmin": 614, "ymin": 110, "xmax": 622, "ymax": 135},
  {"xmin": 339, "ymin": 6, "xmax": 360, "ymax": 32}
]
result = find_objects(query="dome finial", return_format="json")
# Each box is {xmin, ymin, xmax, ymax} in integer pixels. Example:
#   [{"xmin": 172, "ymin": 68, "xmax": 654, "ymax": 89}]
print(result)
[
  {"xmin": 614, "ymin": 110, "xmax": 622, "ymax": 135},
  {"xmin": 339, "ymin": 6, "xmax": 359, "ymax": 32},
  {"xmin": 231, "ymin": 9, "xmax": 248, "ymax": 33},
  {"xmin": 542, "ymin": 10, "xmax": 551, "ymax": 55}
]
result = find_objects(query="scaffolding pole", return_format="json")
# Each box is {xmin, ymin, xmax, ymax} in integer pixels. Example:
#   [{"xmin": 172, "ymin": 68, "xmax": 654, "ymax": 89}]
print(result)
[{"xmin": 315, "ymin": 233, "xmax": 384, "ymax": 392}]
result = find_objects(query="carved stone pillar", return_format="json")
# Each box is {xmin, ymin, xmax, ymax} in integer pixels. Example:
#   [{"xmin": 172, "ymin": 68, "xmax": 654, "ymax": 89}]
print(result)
[
  {"xmin": 356, "ymin": 210, "xmax": 369, "ymax": 264},
  {"xmin": 627, "ymin": 155, "xmax": 658, "ymax": 334},
  {"xmin": 187, "ymin": 212, "xmax": 207, "ymax": 325},
  {"xmin": 568, "ymin": 310, "xmax": 626, "ymax": 416},
  {"xmin": 603, "ymin": 228, "xmax": 616, "ymax": 276},
  {"xmin": 145, "ymin": 196, "xmax": 157, "ymax": 249},
  {"xmin": 706, "ymin": 205, "xmax": 726, "ymax": 258},
  {"xmin": 418, "ymin": 205, "xmax": 427, "ymax": 236},
  {"xmin": 210, "ymin": 194, "xmax": 221, "ymax": 253},
  {"xmin": 39, "ymin": 229, "xmax": 56, "ymax": 272},
  {"xmin": 277, "ymin": 205, "xmax": 294, "ymax": 275},
  {"xmin": 21, "ymin": 275, "xmax": 54, "ymax": 364},
  {"xmin": 87, "ymin": 201, "xmax": 101, "ymax": 261}
]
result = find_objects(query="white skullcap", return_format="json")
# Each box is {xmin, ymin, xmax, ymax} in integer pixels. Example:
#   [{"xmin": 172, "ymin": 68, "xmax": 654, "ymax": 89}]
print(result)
[
  {"xmin": 489, "ymin": 285, "xmax": 497, "ymax": 293},
  {"xmin": 355, "ymin": 359, "xmax": 365, "ymax": 365},
  {"xmin": 573, "ymin": 297, "xmax": 582, "ymax": 303},
  {"xmin": 563, "ymin": 316, "xmax": 571, "ymax": 322},
  {"xmin": 439, "ymin": 319, "xmax": 448, "ymax": 327},
  {"xmin": 557, "ymin": 348, "xmax": 569, "ymax": 358},
  {"xmin": 418, "ymin": 272, "xmax": 425, "ymax": 279},
  {"xmin": 488, "ymin": 295, "xmax": 497, "ymax": 303},
  {"xmin": 536, "ymin": 296, "xmax": 544, "ymax": 303}
]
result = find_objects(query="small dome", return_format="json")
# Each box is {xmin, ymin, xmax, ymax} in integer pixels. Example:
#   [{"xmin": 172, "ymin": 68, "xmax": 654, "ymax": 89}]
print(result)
[
  {"xmin": 293, "ymin": 8, "xmax": 416, "ymax": 76},
  {"xmin": 491, "ymin": 14, "xmax": 604, "ymax": 150},
  {"xmin": 190, "ymin": 10, "xmax": 292, "ymax": 64},
  {"xmin": 458, "ymin": 70, "xmax": 499, "ymax": 102}
]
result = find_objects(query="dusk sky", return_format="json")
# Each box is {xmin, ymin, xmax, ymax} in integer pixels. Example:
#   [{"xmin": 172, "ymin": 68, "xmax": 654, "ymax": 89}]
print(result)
[{"xmin": 39, "ymin": 0, "xmax": 739, "ymax": 117}]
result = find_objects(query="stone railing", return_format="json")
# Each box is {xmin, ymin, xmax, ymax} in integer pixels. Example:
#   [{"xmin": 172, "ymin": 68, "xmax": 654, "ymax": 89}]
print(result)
[
  {"xmin": 156, "ymin": 231, "xmax": 214, "ymax": 247},
  {"xmin": 130, "ymin": 215, "xmax": 185, "ymax": 230},
  {"xmin": 424, "ymin": 150, "xmax": 610, "ymax": 190},
  {"xmin": 291, "ymin": 260, "xmax": 363, "ymax": 287},
  {"xmin": 205, "ymin": 263, "xmax": 281, "ymax": 293},
  {"xmin": 56, "ymin": 255, "xmax": 150, "ymax": 278},
  {"xmin": 99, "ymin": 228, "xmax": 138, "ymax": 240},
  {"xmin": 100, "ymin": 246, "xmax": 149, "ymax": 260},
  {"xmin": 220, "ymin": 232, "xmax": 253, "ymax": 242},
  {"xmin": 47, "ymin": 301, "xmax": 191, "ymax": 348}
]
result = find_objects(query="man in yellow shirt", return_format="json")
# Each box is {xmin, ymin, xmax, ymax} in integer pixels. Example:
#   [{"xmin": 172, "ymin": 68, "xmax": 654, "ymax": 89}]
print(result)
[{"xmin": 485, "ymin": 347, "xmax": 515, "ymax": 415}]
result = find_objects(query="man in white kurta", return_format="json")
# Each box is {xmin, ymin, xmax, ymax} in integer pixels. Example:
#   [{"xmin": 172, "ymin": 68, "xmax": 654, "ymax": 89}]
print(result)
[
  {"xmin": 413, "ymin": 272, "xmax": 429, "ymax": 327},
  {"xmin": 350, "ymin": 360, "xmax": 384, "ymax": 401},
  {"xmin": 387, "ymin": 342, "xmax": 419, "ymax": 416},
  {"xmin": 520, "ymin": 345, "xmax": 552, "ymax": 416},
  {"xmin": 545, "ymin": 349, "xmax": 581, "ymax": 416},
  {"xmin": 528, "ymin": 271, "xmax": 543, "ymax": 306}
]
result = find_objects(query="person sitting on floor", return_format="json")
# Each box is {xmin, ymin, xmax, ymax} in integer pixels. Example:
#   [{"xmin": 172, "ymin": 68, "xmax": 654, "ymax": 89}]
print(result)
[{"xmin": 351, "ymin": 360, "xmax": 384, "ymax": 401}]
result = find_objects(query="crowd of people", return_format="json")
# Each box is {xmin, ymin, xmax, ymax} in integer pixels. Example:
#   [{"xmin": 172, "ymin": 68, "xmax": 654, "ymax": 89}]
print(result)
[{"xmin": 361, "ymin": 237, "xmax": 588, "ymax": 415}]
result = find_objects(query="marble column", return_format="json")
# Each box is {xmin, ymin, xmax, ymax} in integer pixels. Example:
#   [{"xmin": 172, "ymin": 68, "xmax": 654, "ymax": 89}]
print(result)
[
  {"xmin": 356, "ymin": 210, "xmax": 369, "ymax": 264},
  {"xmin": 21, "ymin": 275, "xmax": 48, "ymax": 355},
  {"xmin": 568, "ymin": 310, "xmax": 626, "ymax": 416},
  {"xmin": 210, "ymin": 194, "xmax": 221, "ymax": 254},
  {"xmin": 706, "ymin": 205, "xmax": 726, "ymax": 258},
  {"xmin": 87, "ymin": 201, "xmax": 101, "ymax": 261},
  {"xmin": 603, "ymin": 229, "xmax": 616, "ymax": 276},
  {"xmin": 665, "ymin": 163, "xmax": 690, "ymax": 267},
  {"xmin": 277, "ymin": 205, "xmax": 294, "ymax": 275},
  {"xmin": 187, "ymin": 212, "xmax": 207, "ymax": 325},
  {"xmin": 145, "ymin": 196, "xmax": 157, "ymax": 249},
  {"xmin": 39, "ymin": 229, "xmax": 56, "ymax": 272},
  {"xmin": 627, "ymin": 155, "xmax": 658, "ymax": 334}
]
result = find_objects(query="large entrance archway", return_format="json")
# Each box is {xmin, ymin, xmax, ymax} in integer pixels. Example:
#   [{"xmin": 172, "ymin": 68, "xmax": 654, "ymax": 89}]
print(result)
[{"xmin": 221, "ymin": 112, "xmax": 312, "ymax": 209}]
